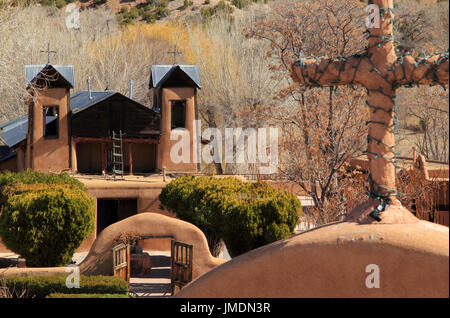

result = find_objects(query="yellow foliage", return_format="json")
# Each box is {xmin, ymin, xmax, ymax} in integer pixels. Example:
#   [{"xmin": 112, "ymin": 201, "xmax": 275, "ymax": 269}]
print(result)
[
  {"xmin": 125, "ymin": 22, "xmax": 196, "ymax": 64},
  {"xmin": 84, "ymin": 20, "xmax": 240, "ymax": 91}
]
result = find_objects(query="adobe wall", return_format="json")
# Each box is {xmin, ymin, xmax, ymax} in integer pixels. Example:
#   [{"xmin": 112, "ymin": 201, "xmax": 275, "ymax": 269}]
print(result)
[
  {"xmin": 158, "ymin": 87, "xmax": 198, "ymax": 172},
  {"xmin": 0, "ymin": 156, "xmax": 18, "ymax": 172},
  {"xmin": 26, "ymin": 88, "xmax": 70, "ymax": 173},
  {"xmin": 0, "ymin": 179, "xmax": 171, "ymax": 254},
  {"xmin": 75, "ymin": 179, "xmax": 173, "ymax": 252},
  {"xmin": 176, "ymin": 220, "xmax": 449, "ymax": 298},
  {"xmin": 79, "ymin": 212, "xmax": 226, "ymax": 279}
]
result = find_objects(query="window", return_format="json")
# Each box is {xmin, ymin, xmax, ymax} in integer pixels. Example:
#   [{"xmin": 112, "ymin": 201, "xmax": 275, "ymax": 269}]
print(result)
[
  {"xmin": 43, "ymin": 106, "xmax": 59, "ymax": 139},
  {"xmin": 171, "ymin": 100, "xmax": 186, "ymax": 129}
]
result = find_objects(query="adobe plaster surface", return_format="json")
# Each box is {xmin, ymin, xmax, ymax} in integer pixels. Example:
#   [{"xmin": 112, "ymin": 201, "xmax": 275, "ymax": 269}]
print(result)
[
  {"xmin": 158, "ymin": 87, "xmax": 198, "ymax": 172},
  {"xmin": 26, "ymin": 88, "xmax": 71, "ymax": 172},
  {"xmin": 176, "ymin": 220, "xmax": 449, "ymax": 298},
  {"xmin": 79, "ymin": 213, "xmax": 226, "ymax": 279}
]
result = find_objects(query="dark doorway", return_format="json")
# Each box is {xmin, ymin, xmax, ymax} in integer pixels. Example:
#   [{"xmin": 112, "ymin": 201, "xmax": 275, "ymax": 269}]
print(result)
[{"xmin": 97, "ymin": 198, "xmax": 137, "ymax": 235}]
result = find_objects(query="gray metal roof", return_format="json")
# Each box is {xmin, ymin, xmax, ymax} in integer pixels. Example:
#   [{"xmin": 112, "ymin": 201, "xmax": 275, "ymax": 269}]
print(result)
[
  {"xmin": 0, "ymin": 88, "xmax": 158, "ymax": 153},
  {"xmin": 70, "ymin": 90, "xmax": 117, "ymax": 114},
  {"xmin": 150, "ymin": 65, "xmax": 202, "ymax": 89},
  {"xmin": 0, "ymin": 91, "xmax": 116, "ymax": 148},
  {"xmin": 0, "ymin": 115, "xmax": 28, "ymax": 148},
  {"xmin": 0, "ymin": 114, "xmax": 57, "ymax": 148},
  {"xmin": 25, "ymin": 64, "xmax": 75, "ymax": 88}
]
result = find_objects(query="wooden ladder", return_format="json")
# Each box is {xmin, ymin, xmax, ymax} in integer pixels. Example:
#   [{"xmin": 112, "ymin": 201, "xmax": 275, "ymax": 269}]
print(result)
[{"xmin": 111, "ymin": 130, "xmax": 124, "ymax": 180}]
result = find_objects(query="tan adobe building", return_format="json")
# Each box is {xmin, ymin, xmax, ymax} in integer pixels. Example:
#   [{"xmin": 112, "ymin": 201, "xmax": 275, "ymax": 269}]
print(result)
[{"xmin": 0, "ymin": 63, "xmax": 202, "ymax": 252}]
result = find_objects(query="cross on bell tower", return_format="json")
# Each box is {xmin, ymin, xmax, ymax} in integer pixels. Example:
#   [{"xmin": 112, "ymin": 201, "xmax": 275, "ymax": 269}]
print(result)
[
  {"xmin": 40, "ymin": 43, "xmax": 57, "ymax": 65},
  {"xmin": 168, "ymin": 44, "xmax": 182, "ymax": 65}
]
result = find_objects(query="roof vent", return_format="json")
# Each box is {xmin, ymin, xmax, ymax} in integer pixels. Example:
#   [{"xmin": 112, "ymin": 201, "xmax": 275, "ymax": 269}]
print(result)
[
  {"xmin": 87, "ymin": 77, "xmax": 92, "ymax": 100},
  {"xmin": 129, "ymin": 80, "xmax": 133, "ymax": 99}
]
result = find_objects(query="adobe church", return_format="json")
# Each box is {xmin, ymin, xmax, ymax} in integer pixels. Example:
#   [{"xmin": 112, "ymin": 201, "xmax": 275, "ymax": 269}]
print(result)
[
  {"xmin": 0, "ymin": 63, "xmax": 202, "ymax": 252},
  {"xmin": 0, "ymin": 63, "xmax": 201, "ymax": 175}
]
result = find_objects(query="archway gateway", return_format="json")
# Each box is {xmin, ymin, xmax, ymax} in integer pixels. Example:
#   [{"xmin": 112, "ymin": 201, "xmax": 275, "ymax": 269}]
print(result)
[{"xmin": 111, "ymin": 234, "xmax": 194, "ymax": 296}]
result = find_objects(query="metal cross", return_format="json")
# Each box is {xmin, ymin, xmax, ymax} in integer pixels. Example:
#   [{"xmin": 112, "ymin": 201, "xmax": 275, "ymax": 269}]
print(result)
[
  {"xmin": 168, "ymin": 44, "xmax": 182, "ymax": 65},
  {"xmin": 40, "ymin": 43, "xmax": 57, "ymax": 64}
]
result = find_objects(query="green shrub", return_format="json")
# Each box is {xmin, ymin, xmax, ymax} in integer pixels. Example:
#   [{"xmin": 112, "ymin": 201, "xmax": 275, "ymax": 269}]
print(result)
[
  {"xmin": 93, "ymin": 0, "xmax": 107, "ymax": 7},
  {"xmin": 154, "ymin": 5, "xmax": 170, "ymax": 19},
  {"xmin": 0, "ymin": 169, "xmax": 86, "ymax": 192},
  {"xmin": 46, "ymin": 293, "xmax": 131, "ymax": 298},
  {"xmin": 232, "ymin": 0, "xmax": 247, "ymax": 9},
  {"xmin": 0, "ymin": 170, "xmax": 94, "ymax": 267},
  {"xmin": 159, "ymin": 176, "xmax": 302, "ymax": 257},
  {"xmin": 183, "ymin": 0, "xmax": 193, "ymax": 9},
  {"xmin": 4, "ymin": 275, "xmax": 128, "ymax": 298},
  {"xmin": 200, "ymin": 0, "xmax": 234, "ymax": 21},
  {"xmin": 54, "ymin": 0, "xmax": 67, "ymax": 9}
]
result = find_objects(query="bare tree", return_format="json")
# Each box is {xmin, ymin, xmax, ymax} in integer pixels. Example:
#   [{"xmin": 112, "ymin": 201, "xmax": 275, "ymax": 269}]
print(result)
[
  {"xmin": 187, "ymin": 7, "xmax": 281, "ymax": 174},
  {"xmin": 246, "ymin": 0, "xmax": 370, "ymax": 224},
  {"xmin": 406, "ymin": 86, "xmax": 449, "ymax": 162},
  {"xmin": 0, "ymin": 3, "xmax": 174, "ymax": 127}
]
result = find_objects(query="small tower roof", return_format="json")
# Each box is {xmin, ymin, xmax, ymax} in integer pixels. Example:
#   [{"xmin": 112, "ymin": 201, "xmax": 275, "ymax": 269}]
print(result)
[
  {"xmin": 149, "ymin": 65, "xmax": 202, "ymax": 89},
  {"xmin": 25, "ymin": 64, "xmax": 75, "ymax": 89}
]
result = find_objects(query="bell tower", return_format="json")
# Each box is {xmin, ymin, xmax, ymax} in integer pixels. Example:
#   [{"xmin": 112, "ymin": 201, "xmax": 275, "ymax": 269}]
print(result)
[
  {"xmin": 149, "ymin": 64, "xmax": 202, "ymax": 172},
  {"xmin": 24, "ymin": 64, "xmax": 74, "ymax": 172}
]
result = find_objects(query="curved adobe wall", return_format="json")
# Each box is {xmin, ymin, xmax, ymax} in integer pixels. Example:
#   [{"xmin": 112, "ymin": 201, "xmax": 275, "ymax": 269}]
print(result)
[
  {"xmin": 79, "ymin": 212, "xmax": 226, "ymax": 279},
  {"xmin": 176, "ymin": 220, "xmax": 449, "ymax": 298}
]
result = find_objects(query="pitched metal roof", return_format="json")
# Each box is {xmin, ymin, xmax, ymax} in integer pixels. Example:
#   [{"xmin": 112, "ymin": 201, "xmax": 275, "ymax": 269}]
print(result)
[
  {"xmin": 0, "ymin": 114, "xmax": 57, "ymax": 148},
  {"xmin": 70, "ymin": 90, "xmax": 117, "ymax": 114},
  {"xmin": 0, "ymin": 90, "xmax": 156, "ymax": 150},
  {"xmin": 25, "ymin": 64, "xmax": 75, "ymax": 88},
  {"xmin": 0, "ymin": 115, "xmax": 28, "ymax": 148},
  {"xmin": 150, "ymin": 65, "xmax": 202, "ymax": 89}
]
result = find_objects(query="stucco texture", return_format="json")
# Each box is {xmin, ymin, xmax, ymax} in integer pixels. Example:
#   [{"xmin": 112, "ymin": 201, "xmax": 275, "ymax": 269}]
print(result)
[
  {"xmin": 79, "ymin": 212, "xmax": 226, "ymax": 279},
  {"xmin": 26, "ymin": 88, "xmax": 71, "ymax": 172},
  {"xmin": 157, "ymin": 87, "xmax": 198, "ymax": 172},
  {"xmin": 176, "ymin": 220, "xmax": 449, "ymax": 298}
]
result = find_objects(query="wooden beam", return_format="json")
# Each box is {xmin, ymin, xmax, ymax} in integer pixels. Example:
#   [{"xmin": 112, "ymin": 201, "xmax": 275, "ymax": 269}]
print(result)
[
  {"xmin": 101, "ymin": 142, "xmax": 106, "ymax": 173},
  {"xmin": 72, "ymin": 136, "xmax": 158, "ymax": 144},
  {"xmin": 128, "ymin": 143, "xmax": 133, "ymax": 175}
]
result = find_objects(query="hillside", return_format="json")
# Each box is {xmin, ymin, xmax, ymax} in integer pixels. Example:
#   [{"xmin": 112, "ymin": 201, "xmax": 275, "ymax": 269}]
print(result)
[{"xmin": 36, "ymin": 0, "xmax": 269, "ymax": 24}]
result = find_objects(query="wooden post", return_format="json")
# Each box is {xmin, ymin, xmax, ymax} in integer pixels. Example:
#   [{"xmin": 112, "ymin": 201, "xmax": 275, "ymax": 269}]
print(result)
[
  {"xmin": 101, "ymin": 142, "xmax": 106, "ymax": 174},
  {"xmin": 128, "ymin": 143, "xmax": 133, "ymax": 175}
]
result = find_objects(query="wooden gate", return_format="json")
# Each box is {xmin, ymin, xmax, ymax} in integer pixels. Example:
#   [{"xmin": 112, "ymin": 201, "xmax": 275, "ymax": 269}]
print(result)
[
  {"xmin": 171, "ymin": 239, "xmax": 193, "ymax": 295},
  {"xmin": 112, "ymin": 243, "xmax": 130, "ymax": 284}
]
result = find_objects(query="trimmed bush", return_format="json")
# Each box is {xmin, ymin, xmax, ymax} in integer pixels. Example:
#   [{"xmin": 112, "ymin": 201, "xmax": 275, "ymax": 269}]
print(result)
[
  {"xmin": 159, "ymin": 176, "xmax": 302, "ymax": 257},
  {"xmin": 0, "ymin": 170, "xmax": 94, "ymax": 267},
  {"xmin": 4, "ymin": 274, "xmax": 128, "ymax": 298},
  {"xmin": 0, "ymin": 169, "xmax": 86, "ymax": 191}
]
